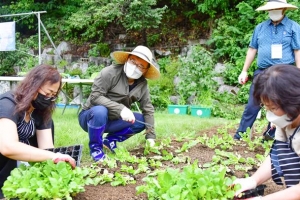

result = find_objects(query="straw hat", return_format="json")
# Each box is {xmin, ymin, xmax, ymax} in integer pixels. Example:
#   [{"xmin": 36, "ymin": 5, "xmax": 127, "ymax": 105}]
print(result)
[
  {"xmin": 256, "ymin": 0, "xmax": 298, "ymax": 11},
  {"xmin": 110, "ymin": 45, "xmax": 160, "ymax": 80}
]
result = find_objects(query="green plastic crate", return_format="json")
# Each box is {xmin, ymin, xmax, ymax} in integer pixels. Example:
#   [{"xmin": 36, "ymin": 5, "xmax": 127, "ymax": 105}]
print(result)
[
  {"xmin": 190, "ymin": 106, "xmax": 211, "ymax": 118},
  {"xmin": 168, "ymin": 105, "xmax": 189, "ymax": 115}
]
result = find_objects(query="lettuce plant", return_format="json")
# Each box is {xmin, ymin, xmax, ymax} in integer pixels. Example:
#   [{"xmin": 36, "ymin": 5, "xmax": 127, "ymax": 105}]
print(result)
[
  {"xmin": 136, "ymin": 160, "xmax": 239, "ymax": 200},
  {"xmin": 2, "ymin": 160, "xmax": 88, "ymax": 200}
]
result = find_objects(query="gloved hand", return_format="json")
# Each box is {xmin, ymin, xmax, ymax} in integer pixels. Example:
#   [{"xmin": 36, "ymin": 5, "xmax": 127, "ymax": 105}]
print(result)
[
  {"xmin": 120, "ymin": 107, "xmax": 135, "ymax": 123},
  {"xmin": 52, "ymin": 152, "xmax": 76, "ymax": 169},
  {"xmin": 233, "ymin": 177, "xmax": 257, "ymax": 197},
  {"xmin": 146, "ymin": 139, "xmax": 155, "ymax": 147},
  {"xmin": 238, "ymin": 71, "xmax": 248, "ymax": 84}
]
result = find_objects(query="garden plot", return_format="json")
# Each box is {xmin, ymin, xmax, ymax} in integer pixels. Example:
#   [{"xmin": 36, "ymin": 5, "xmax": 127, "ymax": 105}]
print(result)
[{"xmin": 3, "ymin": 125, "xmax": 283, "ymax": 200}]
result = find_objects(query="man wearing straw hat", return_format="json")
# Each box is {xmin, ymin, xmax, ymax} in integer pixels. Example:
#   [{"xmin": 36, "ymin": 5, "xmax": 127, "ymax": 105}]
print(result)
[
  {"xmin": 78, "ymin": 45, "xmax": 160, "ymax": 161},
  {"xmin": 234, "ymin": 0, "xmax": 300, "ymax": 140}
]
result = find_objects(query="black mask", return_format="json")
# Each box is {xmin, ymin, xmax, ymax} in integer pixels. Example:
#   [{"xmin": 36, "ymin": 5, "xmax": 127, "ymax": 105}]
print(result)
[{"xmin": 32, "ymin": 93, "xmax": 52, "ymax": 110}]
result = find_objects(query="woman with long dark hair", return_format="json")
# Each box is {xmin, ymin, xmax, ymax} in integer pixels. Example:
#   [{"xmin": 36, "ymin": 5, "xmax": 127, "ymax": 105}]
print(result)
[{"xmin": 0, "ymin": 64, "xmax": 75, "ymax": 198}]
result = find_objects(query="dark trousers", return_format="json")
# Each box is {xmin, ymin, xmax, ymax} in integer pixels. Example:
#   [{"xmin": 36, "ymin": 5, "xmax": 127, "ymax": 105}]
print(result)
[
  {"xmin": 235, "ymin": 69, "xmax": 264, "ymax": 137},
  {"xmin": 0, "ymin": 122, "xmax": 54, "ymax": 198},
  {"xmin": 78, "ymin": 105, "xmax": 151, "ymax": 138}
]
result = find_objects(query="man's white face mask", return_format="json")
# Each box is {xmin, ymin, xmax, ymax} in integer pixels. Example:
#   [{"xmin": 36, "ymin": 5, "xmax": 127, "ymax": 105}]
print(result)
[
  {"xmin": 266, "ymin": 110, "xmax": 292, "ymax": 128},
  {"xmin": 124, "ymin": 62, "xmax": 143, "ymax": 79},
  {"xmin": 268, "ymin": 10, "xmax": 283, "ymax": 21}
]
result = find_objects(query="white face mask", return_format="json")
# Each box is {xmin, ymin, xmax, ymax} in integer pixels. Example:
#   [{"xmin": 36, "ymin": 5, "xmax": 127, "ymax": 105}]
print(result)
[
  {"xmin": 266, "ymin": 110, "xmax": 292, "ymax": 128},
  {"xmin": 124, "ymin": 62, "xmax": 143, "ymax": 79},
  {"xmin": 268, "ymin": 10, "xmax": 283, "ymax": 21}
]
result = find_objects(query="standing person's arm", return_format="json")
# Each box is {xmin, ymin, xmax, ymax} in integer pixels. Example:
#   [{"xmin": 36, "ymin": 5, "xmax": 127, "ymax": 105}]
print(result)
[
  {"xmin": 242, "ymin": 47, "xmax": 258, "ymax": 72},
  {"xmin": 0, "ymin": 118, "xmax": 76, "ymax": 168},
  {"xmin": 294, "ymin": 49, "xmax": 300, "ymax": 68},
  {"xmin": 238, "ymin": 47, "xmax": 257, "ymax": 84}
]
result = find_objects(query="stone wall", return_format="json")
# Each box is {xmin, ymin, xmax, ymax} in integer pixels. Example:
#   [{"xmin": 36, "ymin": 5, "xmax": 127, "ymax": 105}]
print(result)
[{"xmin": 0, "ymin": 40, "xmax": 239, "ymax": 104}]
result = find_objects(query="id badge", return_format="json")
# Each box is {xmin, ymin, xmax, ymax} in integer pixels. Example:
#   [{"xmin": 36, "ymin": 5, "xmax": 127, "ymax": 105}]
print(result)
[{"xmin": 271, "ymin": 44, "xmax": 282, "ymax": 59}]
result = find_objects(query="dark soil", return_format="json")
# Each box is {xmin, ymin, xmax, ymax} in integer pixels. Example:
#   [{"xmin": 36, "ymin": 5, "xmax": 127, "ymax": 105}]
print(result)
[{"xmin": 73, "ymin": 125, "xmax": 283, "ymax": 200}]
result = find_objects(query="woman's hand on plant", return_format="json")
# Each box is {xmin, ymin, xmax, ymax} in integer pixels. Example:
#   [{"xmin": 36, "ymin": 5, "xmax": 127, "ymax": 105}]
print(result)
[
  {"xmin": 52, "ymin": 152, "xmax": 76, "ymax": 169},
  {"xmin": 233, "ymin": 177, "xmax": 257, "ymax": 196}
]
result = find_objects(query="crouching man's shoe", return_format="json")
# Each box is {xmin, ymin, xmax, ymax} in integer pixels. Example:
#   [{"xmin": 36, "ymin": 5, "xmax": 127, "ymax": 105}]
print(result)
[
  {"xmin": 103, "ymin": 139, "xmax": 117, "ymax": 153},
  {"xmin": 233, "ymin": 133, "xmax": 241, "ymax": 140},
  {"xmin": 91, "ymin": 149, "xmax": 106, "ymax": 162}
]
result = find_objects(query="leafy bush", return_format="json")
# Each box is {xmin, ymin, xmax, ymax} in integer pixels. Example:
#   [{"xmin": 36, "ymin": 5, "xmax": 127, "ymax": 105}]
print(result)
[
  {"xmin": 0, "ymin": 33, "xmax": 36, "ymax": 76},
  {"xmin": 82, "ymin": 64, "xmax": 105, "ymax": 79},
  {"xmin": 237, "ymin": 82, "xmax": 251, "ymax": 104},
  {"xmin": 68, "ymin": 68, "xmax": 83, "ymax": 77},
  {"xmin": 211, "ymin": 91, "xmax": 244, "ymax": 119},
  {"xmin": 208, "ymin": 1, "xmax": 264, "ymax": 63},
  {"xmin": 177, "ymin": 45, "xmax": 217, "ymax": 105},
  {"xmin": 148, "ymin": 57, "xmax": 179, "ymax": 109},
  {"xmin": 191, "ymin": 0, "xmax": 240, "ymax": 18},
  {"xmin": 88, "ymin": 43, "xmax": 111, "ymax": 57},
  {"xmin": 65, "ymin": 0, "xmax": 167, "ymax": 43}
]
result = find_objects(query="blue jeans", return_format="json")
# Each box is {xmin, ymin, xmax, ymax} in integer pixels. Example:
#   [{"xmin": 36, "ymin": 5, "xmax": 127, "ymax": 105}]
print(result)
[
  {"xmin": 78, "ymin": 105, "xmax": 145, "ymax": 135},
  {"xmin": 235, "ymin": 69, "xmax": 264, "ymax": 137}
]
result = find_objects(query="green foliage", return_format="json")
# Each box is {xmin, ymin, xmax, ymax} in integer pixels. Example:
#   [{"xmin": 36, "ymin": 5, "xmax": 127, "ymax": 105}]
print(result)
[
  {"xmin": 208, "ymin": 2, "xmax": 258, "ymax": 62},
  {"xmin": 211, "ymin": 92, "xmax": 244, "ymax": 120},
  {"xmin": 1, "ymin": 0, "xmax": 82, "ymax": 42},
  {"xmin": 80, "ymin": 64, "xmax": 105, "ymax": 99},
  {"xmin": 237, "ymin": 82, "xmax": 251, "ymax": 104},
  {"xmin": 223, "ymin": 58, "xmax": 256, "ymax": 88},
  {"xmin": 136, "ymin": 161, "xmax": 238, "ymax": 199},
  {"xmin": 88, "ymin": 43, "xmax": 111, "ymax": 57},
  {"xmin": 285, "ymin": 1, "xmax": 300, "ymax": 23},
  {"xmin": 2, "ymin": 160, "xmax": 88, "ymax": 199},
  {"xmin": 121, "ymin": 0, "xmax": 167, "ymax": 31},
  {"xmin": 223, "ymin": 62, "xmax": 242, "ymax": 86},
  {"xmin": 18, "ymin": 56, "xmax": 39, "ymax": 76},
  {"xmin": 65, "ymin": 0, "xmax": 167, "ymax": 42},
  {"xmin": 191, "ymin": 0, "xmax": 239, "ymax": 18},
  {"xmin": 82, "ymin": 64, "xmax": 104, "ymax": 79},
  {"xmin": 68, "ymin": 68, "xmax": 82, "ymax": 77},
  {"xmin": 147, "ymin": 33, "xmax": 161, "ymax": 47},
  {"xmin": 156, "ymin": 57, "xmax": 172, "ymax": 74},
  {"xmin": 56, "ymin": 59, "xmax": 68, "ymax": 69},
  {"xmin": 0, "ymin": 33, "xmax": 34, "ymax": 76},
  {"xmin": 0, "ymin": 51, "xmax": 20, "ymax": 76},
  {"xmin": 148, "ymin": 57, "xmax": 179, "ymax": 109},
  {"xmin": 177, "ymin": 45, "xmax": 217, "ymax": 105}
]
